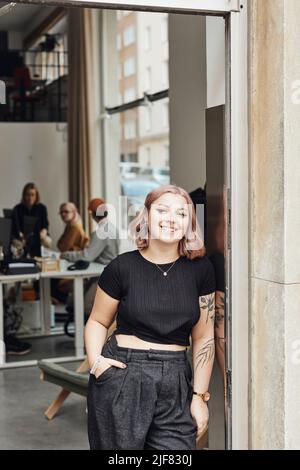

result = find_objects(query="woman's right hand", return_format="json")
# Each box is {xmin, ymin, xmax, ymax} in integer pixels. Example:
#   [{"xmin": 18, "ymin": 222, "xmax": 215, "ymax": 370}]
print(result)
[{"xmin": 94, "ymin": 357, "xmax": 127, "ymax": 379}]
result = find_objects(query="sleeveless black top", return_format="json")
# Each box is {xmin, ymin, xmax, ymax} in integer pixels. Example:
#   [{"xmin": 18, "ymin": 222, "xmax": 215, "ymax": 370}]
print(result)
[{"xmin": 97, "ymin": 249, "xmax": 216, "ymax": 346}]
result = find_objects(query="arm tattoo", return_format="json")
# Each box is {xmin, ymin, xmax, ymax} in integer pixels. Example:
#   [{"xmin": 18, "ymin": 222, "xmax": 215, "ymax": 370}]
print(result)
[
  {"xmin": 200, "ymin": 293, "xmax": 215, "ymax": 325},
  {"xmin": 195, "ymin": 337, "xmax": 215, "ymax": 371},
  {"xmin": 215, "ymin": 293, "xmax": 225, "ymax": 329}
]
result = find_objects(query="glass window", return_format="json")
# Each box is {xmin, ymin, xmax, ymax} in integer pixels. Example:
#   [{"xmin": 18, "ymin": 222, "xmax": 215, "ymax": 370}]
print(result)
[
  {"xmin": 124, "ymin": 87, "xmax": 136, "ymax": 102},
  {"xmin": 124, "ymin": 120, "xmax": 136, "ymax": 139},
  {"xmin": 123, "ymin": 26, "xmax": 136, "ymax": 47},
  {"xmin": 105, "ymin": 11, "xmax": 170, "ymax": 236},
  {"xmin": 124, "ymin": 57, "xmax": 136, "ymax": 77}
]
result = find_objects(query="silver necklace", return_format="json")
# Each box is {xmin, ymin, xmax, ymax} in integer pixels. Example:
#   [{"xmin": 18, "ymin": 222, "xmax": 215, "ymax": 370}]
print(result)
[{"xmin": 155, "ymin": 258, "xmax": 180, "ymax": 277}]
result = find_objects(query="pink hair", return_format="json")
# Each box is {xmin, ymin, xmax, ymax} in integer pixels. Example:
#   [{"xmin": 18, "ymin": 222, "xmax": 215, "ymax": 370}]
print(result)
[{"xmin": 128, "ymin": 184, "xmax": 205, "ymax": 260}]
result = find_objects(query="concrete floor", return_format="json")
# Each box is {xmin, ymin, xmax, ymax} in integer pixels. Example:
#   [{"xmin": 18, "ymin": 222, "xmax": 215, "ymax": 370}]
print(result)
[
  {"xmin": 0, "ymin": 334, "xmax": 226, "ymax": 450},
  {"xmin": 6, "ymin": 334, "xmax": 76, "ymax": 363},
  {"xmin": 0, "ymin": 361, "xmax": 89, "ymax": 450}
]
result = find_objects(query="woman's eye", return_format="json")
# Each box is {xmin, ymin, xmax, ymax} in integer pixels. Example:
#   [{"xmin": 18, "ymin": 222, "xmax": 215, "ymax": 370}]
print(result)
[{"xmin": 157, "ymin": 209, "xmax": 167, "ymax": 213}]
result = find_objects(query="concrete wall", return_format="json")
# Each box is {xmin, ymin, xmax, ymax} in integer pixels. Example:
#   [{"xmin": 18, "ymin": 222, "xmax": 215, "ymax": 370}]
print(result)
[
  {"xmin": 0, "ymin": 123, "xmax": 68, "ymax": 247},
  {"xmin": 249, "ymin": 0, "xmax": 300, "ymax": 449}
]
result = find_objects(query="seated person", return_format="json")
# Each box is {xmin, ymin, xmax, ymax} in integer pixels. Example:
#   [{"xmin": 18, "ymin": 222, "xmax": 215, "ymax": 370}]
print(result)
[
  {"xmin": 11, "ymin": 182, "xmax": 52, "ymax": 257},
  {"xmin": 60, "ymin": 198, "xmax": 119, "ymax": 264},
  {"xmin": 57, "ymin": 202, "xmax": 88, "ymax": 252},
  {"xmin": 61, "ymin": 198, "xmax": 119, "ymax": 316},
  {"xmin": 52, "ymin": 202, "xmax": 88, "ymax": 304}
]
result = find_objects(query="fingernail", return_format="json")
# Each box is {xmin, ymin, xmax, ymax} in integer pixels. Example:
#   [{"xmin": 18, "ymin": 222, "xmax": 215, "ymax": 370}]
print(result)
[{"xmin": 122, "ymin": 364, "xmax": 127, "ymax": 368}]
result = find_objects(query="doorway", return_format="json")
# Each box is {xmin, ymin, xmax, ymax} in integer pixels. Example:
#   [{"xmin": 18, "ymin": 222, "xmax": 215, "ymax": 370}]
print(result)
[{"xmin": 3, "ymin": 0, "xmax": 249, "ymax": 450}]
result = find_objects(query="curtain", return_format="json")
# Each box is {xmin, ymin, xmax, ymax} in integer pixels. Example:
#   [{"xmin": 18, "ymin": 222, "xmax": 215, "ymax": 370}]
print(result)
[{"xmin": 67, "ymin": 8, "xmax": 96, "ymax": 234}]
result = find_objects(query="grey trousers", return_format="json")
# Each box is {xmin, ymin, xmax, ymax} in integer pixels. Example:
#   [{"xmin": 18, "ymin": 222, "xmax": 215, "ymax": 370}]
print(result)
[{"xmin": 87, "ymin": 332, "xmax": 197, "ymax": 450}]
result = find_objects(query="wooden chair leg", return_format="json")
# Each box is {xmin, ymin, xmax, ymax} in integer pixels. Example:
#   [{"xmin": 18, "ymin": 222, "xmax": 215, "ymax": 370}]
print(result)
[
  {"xmin": 43, "ymin": 358, "xmax": 89, "ymax": 420},
  {"xmin": 44, "ymin": 388, "xmax": 71, "ymax": 420}
]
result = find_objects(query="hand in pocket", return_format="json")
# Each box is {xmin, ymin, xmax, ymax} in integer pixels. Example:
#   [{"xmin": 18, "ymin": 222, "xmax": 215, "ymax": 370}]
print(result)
[{"xmin": 94, "ymin": 358, "xmax": 127, "ymax": 379}]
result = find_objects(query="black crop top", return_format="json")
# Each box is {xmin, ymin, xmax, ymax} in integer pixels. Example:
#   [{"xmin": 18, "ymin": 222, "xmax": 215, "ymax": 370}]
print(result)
[{"xmin": 97, "ymin": 249, "xmax": 216, "ymax": 346}]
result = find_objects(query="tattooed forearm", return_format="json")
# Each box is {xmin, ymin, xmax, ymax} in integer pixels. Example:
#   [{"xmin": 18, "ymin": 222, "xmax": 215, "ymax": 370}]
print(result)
[
  {"xmin": 215, "ymin": 293, "xmax": 225, "ymax": 329},
  {"xmin": 200, "ymin": 293, "xmax": 215, "ymax": 325},
  {"xmin": 195, "ymin": 337, "xmax": 215, "ymax": 371}
]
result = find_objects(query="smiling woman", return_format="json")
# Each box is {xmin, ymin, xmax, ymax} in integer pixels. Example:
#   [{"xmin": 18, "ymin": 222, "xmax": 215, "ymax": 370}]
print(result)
[{"xmin": 84, "ymin": 184, "xmax": 216, "ymax": 450}]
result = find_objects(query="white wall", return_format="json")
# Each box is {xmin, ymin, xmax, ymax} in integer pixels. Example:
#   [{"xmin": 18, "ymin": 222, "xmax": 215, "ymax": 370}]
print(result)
[
  {"xmin": 206, "ymin": 16, "xmax": 225, "ymax": 108},
  {"xmin": 168, "ymin": 15, "xmax": 225, "ymax": 191},
  {"xmin": 0, "ymin": 123, "xmax": 68, "ymax": 247},
  {"xmin": 169, "ymin": 14, "xmax": 207, "ymax": 191}
]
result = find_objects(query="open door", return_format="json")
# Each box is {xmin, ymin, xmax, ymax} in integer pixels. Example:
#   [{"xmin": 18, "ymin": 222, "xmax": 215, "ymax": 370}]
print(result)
[{"xmin": 10, "ymin": 0, "xmax": 249, "ymax": 450}]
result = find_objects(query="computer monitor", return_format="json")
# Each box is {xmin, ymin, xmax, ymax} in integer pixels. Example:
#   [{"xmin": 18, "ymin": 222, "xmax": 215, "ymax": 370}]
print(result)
[
  {"xmin": 3, "ymin": 208, "xmax": 12, "ymax": 219},
  {"xmin": 0, "ymin": 217, "xmax": 12, "ymax": 256}
]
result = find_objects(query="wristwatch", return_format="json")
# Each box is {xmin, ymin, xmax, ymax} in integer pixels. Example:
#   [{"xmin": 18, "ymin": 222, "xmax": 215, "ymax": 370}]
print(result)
[{"xmin": 192, "ymin": 391, "xmax": 211, "ymax": 402}]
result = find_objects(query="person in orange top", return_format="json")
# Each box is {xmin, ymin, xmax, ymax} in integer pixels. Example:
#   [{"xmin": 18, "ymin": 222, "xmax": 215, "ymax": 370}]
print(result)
[
  {"xmin": 51, "ymin": 202, "xmax": 88, "ymax": 304},
  {"xmin": 57, "ymin": 202, "xmax": 88, "ymax": 252}
]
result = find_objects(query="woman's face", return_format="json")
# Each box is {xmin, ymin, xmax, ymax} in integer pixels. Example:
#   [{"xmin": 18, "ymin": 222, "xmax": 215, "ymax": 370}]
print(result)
[
  {"xmin": 59, "ymin": 204, "xmax": 75, "ymax": 223},
  {"xmin": 24, "ymin": 189, "xmax": 37, "ymax": 207},
  {"xmin": 148, "ymin": 193, "xmax": 190, "ymax": 244}
]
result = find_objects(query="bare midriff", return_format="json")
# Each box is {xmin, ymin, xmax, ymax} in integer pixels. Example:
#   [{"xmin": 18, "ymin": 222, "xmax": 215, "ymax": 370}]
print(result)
[{"xmin": 115, "ymin": 334, "xmax": 187, "ymax": 351}]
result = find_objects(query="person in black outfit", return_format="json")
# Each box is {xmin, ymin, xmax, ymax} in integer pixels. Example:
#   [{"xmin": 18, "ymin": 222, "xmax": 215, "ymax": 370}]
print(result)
[
  {"xmin": 189, "ymin": 185, "xmax": 226, "ymax": 382},
  {"xmin": 11, "ymin": 182, "xmax": 51, "ymax": 257},
  {"xmin": 5, "ymin": 182, "xmax": 51, "ymax": 356},
  {"xmin": 85, "ymin": 184, "xmax": 216, "ymax": 450}
]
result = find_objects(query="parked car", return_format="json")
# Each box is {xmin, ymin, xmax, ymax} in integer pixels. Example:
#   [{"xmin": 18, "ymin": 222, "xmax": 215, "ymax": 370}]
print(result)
[
  {"xmin": 121, "ymin": 178, "xmax": 160, "ymax": 198},
  {"xmin": 153, "ymin": 167, "xmax": 170, "ymax": 185},
  {"xmin": 119, "ymin": 163, "xmax": 141, "ymax": 179}
]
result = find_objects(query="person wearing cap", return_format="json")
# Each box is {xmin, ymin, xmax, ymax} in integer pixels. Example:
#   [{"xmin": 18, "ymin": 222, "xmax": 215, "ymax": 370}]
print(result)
[{"xmin": 60, "ymin": 198, "xmax": 119, "ymax": 265}]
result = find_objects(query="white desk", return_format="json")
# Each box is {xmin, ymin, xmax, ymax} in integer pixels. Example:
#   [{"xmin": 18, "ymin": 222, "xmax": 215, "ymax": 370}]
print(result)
[
  {"xmin": 40, "ymin": 263, "xmax": 103, "ymax": 358},
  {"xmin": 0, "ymin": 262, "xmax": 104, "ymax": 368}
]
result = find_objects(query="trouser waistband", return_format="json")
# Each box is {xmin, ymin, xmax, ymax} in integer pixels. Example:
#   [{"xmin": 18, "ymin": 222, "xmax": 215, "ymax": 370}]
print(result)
[{"xmin": 106, "ymin": 332, "xmax": 188, "ymax": 363}]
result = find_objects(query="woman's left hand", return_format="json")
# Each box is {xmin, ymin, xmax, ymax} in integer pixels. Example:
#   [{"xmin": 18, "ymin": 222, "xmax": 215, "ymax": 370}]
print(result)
[
  {"xmin": 40, "ymin": 229, "xmax": 47, "ymax": 240},
  {"xmin": 190, "ymin": 396, "xmax": 209, "ymax": 441}
]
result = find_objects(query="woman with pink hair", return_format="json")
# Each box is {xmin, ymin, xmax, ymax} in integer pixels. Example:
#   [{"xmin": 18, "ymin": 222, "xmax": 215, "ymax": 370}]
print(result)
[{"xmin": 85, "ymin": 184, "xmax": 216, "ymax": 450}]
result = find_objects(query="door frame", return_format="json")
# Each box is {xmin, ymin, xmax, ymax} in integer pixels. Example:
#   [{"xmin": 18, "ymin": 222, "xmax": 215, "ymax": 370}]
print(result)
[
  {"xmin": 12, "ymin": 0, "xmax": 249, "ymax": 450},
  {"xmin": 11, "ymin": 0, "xmax": 241, "ymax": 14}
]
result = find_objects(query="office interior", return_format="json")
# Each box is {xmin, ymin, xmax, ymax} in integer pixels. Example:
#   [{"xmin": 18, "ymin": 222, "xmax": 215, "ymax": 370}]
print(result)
[{"xmin": 0, "ymin": 2, "xmax": 226, "ymax": 450}]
